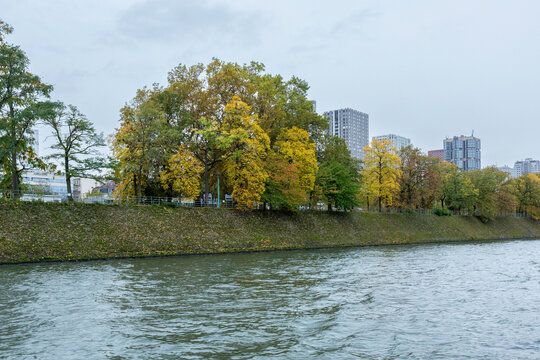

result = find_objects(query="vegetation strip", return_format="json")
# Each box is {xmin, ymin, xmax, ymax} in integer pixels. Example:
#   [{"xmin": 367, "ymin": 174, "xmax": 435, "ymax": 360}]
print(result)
[{"xmin": 1, "ymin": 202, "xmax": 539, "ymax": 264}]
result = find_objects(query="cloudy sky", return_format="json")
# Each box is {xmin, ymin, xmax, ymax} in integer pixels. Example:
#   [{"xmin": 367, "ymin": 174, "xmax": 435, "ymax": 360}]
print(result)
[{"xmin": 2, "ymin": 0, "xmax": 539, "ymax": 166}]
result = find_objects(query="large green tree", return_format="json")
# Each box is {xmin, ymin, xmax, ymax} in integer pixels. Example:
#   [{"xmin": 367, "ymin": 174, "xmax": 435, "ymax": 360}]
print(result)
[
  {"xmin": 513, "ymin": 174, "xmax": 540, "ymax": 220},
  {"xmin": 0, "ymin": 22, "xmax": 55, "ymax": 194},
  {"xmin": 113, "ymin": 59, "xmax": 326, "ymax": 204},
  {"xmin": 468, "ymin": 167, "xmax": 510, "ymax": 221},
  {"xmin": 315, "ymin": 135, "xmax": 360, "ymax": 211},
  {"xmin": 441, "ymin": 167, "xmax": 478, "ymax": 212}
]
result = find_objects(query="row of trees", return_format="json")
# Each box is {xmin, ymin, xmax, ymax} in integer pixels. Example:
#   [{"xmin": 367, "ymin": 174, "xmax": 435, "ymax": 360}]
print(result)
[
  {"xmin": 0, "ymin": 21, "xmax": 107, "ymax": 200},
  {"xmin": 361, "ymin": 139, "xmax": 540, "ymax": 221},
  {"xmin": 111, "ymin": 59, "xmax": 540, "ymax": 220}
]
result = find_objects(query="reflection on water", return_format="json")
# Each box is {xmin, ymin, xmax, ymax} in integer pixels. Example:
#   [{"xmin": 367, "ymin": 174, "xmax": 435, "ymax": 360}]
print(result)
[{"xmin": 1, "ymin": 240, "xmax": 539, "ymax": 359}]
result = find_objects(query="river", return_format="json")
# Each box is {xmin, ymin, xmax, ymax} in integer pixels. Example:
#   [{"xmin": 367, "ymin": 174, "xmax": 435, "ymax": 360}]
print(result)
[{"xmin": 1, "ymin": 240, "xmax": 539, "ymax": 359}]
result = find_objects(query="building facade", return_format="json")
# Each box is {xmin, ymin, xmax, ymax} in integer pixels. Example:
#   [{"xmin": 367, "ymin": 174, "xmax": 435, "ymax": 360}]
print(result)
[
  {"xmin": 324, "ymin": 108, "xmax": 369, "ymax": 160},
  {"xmin": 372, "ymin": 134, "xmax": 411, "ymax": 152},
  {"xmin": 428, "ymin": 149, "xmax": 445, "ymax": 162},
  {"xmin": 443, "ymin": 135, "xmax": 481, "ymax": 171},
  {"xmin": 497, "ymin": 165, "xmax": 516, "ymax": 178},
  {"xmin": 513, "ymin": 158, "xmax": 540, "ymax": 177},
  {"xmin": 22, "ymin": 170, "xmax": 70, "ymax": 195}
]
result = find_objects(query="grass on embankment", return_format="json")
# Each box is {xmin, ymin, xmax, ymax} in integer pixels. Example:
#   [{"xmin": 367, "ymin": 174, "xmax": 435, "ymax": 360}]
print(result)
[{"xmin": 1, "ymin": 202, "xmax": 539, "ymax": 264}]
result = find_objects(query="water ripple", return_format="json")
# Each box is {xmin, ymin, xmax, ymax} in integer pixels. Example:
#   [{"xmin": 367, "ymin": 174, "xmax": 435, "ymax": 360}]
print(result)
[{"xmin": 1, "ymin": 240, "xmax": 539, "ymax": 359}]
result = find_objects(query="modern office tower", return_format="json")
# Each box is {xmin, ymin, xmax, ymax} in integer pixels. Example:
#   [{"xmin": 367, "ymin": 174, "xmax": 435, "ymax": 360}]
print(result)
[
  {"xmin": 513, "ymin": 158, "xmax": 540, "ymax": 177},
  {"xmin": 428, "ymin": 149, "xmax": 445, "ymax": 162},
  {"xmin": 443, "ymin": 135, "xmax": 481, "ymax": 171},
  {"xmin": 324, "ymin": 108, "xmax": 369, "ymax": 160},
  {"xmin": 372, "ymin": 134, "xmax": 411, "ymax": 152}
]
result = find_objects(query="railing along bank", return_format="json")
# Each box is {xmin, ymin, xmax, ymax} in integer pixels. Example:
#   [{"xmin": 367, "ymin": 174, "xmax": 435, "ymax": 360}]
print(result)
[{"xmin": 0, "ymin": 189, "xmax": 530, "ymax": 218}]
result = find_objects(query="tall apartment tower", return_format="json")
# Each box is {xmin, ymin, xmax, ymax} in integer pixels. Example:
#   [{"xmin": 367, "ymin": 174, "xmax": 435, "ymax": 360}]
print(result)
[
  {"xmin": 372, "ymin": 134, "xmax": 411, "ymax": 152},
  {"xmin": 443, "ymin": 135, "xmax": 481, "ymax": 171},
  {"xmin": 514, "ymin": 158, "xmax": 540, "ymax": 177},
  {"xmin": 324, "ymin": 108, "xmax": 369, "ymax": 160}
]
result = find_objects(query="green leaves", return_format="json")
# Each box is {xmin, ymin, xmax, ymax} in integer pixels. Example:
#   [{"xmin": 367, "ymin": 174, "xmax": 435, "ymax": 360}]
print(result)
[{"xmin": 0, "ymin": 31, "xmax": 54, "ymax": 192}]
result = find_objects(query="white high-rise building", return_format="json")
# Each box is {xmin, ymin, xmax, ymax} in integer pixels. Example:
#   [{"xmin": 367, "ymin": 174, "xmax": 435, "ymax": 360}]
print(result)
[
  {"xmin": 514, "ymin": 158, "xmax": 540, "ymax": 177},
  {"xmin": 372, "ymin": 134, "xmax": 411, "ymax": 152},
  {"xmin": 324, "ymin": 108, "xmax": 369, "ymax": 160}
]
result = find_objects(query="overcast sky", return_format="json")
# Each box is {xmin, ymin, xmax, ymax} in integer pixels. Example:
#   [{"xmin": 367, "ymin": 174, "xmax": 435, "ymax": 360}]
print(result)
[{"xmin": 2, "ymin": 0, "xmax": 539, "ymax": 166}]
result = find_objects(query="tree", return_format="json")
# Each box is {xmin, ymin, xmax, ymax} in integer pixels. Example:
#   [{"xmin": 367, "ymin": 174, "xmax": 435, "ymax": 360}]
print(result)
[
  {"xmin": 160, "ymin": 144, "xmax": 203, "ymax": 200},
  {"xmin": 315, "ymin": 135, "xmax": 360, "ymax": 211},
  {"xmin": 513, "ymin": 174, "xmax": 540, "ymax": 220},
  {"xmin": 261, "ymin": 150, "xmax": 304, "ymax": 211},
  {"xmin": 441, "ymin": 168, "xmax": 478, "ymax": 213},
  {"xmin": 0, "ymin": 19, "xmax": 13, "ymax": 43},
  {"xmin": 221, "ymin": 97, "xmax": 270, "ymax": 210},
  {"xmin": 273, "ymin": 126, "xmax": 318, "ymax": 198},
  {"xmin": 396, "ymin": 146, "xmax": 427, "ymax": 209},
  {"xmin": 0, "ymin": 23, "xmax": 54, "ymax": 194},
  {"xmin": 112, "ymin": 88, "xmax": 164, "ymax": 200},
  {"xmin": 468, "ymin": 167, "xmax": 510, "ymax": 221},
  {"xmin": 361, "ymin": 138, "xmax": 401, "ymax": 212},
  {"xmin": 112, "ymin": 59, "xmax": 326, "ymax": 203},
  {"xmin": 43, "ymin": 104, "xmax": 106, "ymax": 201}
]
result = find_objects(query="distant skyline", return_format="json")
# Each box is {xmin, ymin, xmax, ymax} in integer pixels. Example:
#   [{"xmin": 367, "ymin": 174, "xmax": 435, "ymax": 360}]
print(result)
[{"xmin": 2, "ymin": 0, "xmax": 539, "ymax": 166}]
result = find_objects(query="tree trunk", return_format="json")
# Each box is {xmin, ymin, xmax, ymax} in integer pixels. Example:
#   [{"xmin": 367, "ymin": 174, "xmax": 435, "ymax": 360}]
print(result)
[
  {"xmin": 204, "ymin": 146, "xmax": 209, "ymax": 207},
  {"xmin": 378, "ymin": 196, "xmax": 382, "ymax": 212},
  {"xmin": 8, "ymin": 103, "xmax": 20, "ymax": 198},
  {"xmin": 10, "ymin": 150, "xmax": 19, "ymax": 198},
  {"xmin": 65, "ymin": 156, "xmax": 73, "ymax": 202}
]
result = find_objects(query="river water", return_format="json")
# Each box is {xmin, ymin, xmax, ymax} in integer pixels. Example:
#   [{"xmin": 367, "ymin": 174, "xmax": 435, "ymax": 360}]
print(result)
[{"xmin": 1, "ymin": 240, "xmax": 539, "ymax": 359}]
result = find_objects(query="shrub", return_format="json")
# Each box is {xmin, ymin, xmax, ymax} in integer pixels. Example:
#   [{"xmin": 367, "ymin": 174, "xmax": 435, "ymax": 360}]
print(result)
[{"xmin": 433, "ymin": 208, "xmax": 452, "ymax": 216}]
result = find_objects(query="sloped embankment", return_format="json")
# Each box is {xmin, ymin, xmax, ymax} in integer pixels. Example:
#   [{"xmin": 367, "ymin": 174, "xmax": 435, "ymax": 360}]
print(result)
[{"xmin": 0, "ymin": 202, "xmax": 539, "ymax": 264}]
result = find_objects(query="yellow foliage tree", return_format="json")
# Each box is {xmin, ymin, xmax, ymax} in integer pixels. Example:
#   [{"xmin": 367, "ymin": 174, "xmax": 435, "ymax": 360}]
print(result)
[
  {"xmin": 160, "ymin": 144, "xmax": 203, "ymax": 200},
  {"xmin": 514, "ymin": 173, "xmax": 540, "ymax": 220},
  {"xmin": 221, "ymin": 96, "xmax": 270, "ymax": 210},
  {"xmin": 274, "ymin": 126, "xmax": 318, "ymax": 200},
  {"xmin": 362, "ymin": 138, "xmax": 402, "ymax": 211},
  {"xmin": 111, "ymin": 89, "xmax": 163, "ymax": 200}
]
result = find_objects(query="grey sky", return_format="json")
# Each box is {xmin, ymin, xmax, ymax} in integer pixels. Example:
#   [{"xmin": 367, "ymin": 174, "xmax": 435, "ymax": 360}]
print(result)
[{"xmin": 2, "ymin": 0, "xmax": 539, "ymax": 166}]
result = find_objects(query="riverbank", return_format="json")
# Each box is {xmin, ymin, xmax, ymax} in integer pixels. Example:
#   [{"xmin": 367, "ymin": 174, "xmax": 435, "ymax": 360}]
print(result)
[{"xmin": 1, "ymin": 202, "xmax": 539, "ymax": 264}]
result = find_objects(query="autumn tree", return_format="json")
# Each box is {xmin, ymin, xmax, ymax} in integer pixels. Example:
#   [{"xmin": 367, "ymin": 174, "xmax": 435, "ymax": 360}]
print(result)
[
  {"xmin": 513, "ymin": 174, "xmax": 540, "ymax": 220},
  {"xmin": 261, "ymin": 150, "xmax": 304, "ymax": 211},
  {"xmin": 43, "ymin": 104, "xmax": 107, "ymax": 201},
  {"xmin": 275, "ymin": 127, "xmax": 318, "ymax": 194},
  {"xmin": 0, "ymin": 22, "xmax": 55, "ymax": 194},
  {"xmin": 112, "ymin": 88, "xmax": 164, "ymax": 199},
  {"xmin": 396, "ymin": 147, "xmax": 450, "ymax": 210},
  {"xmin": 361, "ymin": 138, "xmax": 401, "ymax": 212},
  {"xmin": 160, "ymin": 144, "xmax": 203, "ymax": 200},
  {"xmin": 221, "ymin": 97, "xmax": 270, "ymax": 210},
  {"xmin": 114, "ymin": 59, "xmax": 325, "ymax": 200},
  {"xmin": 468, "ymin": 167, "xmax": 510, "ymax": 221}
]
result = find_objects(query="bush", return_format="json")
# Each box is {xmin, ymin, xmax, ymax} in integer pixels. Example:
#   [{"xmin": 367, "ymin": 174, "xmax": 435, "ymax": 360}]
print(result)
[{"xmin": 433, "ymin": 208, "xmax": 452, "ymax": 216}]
